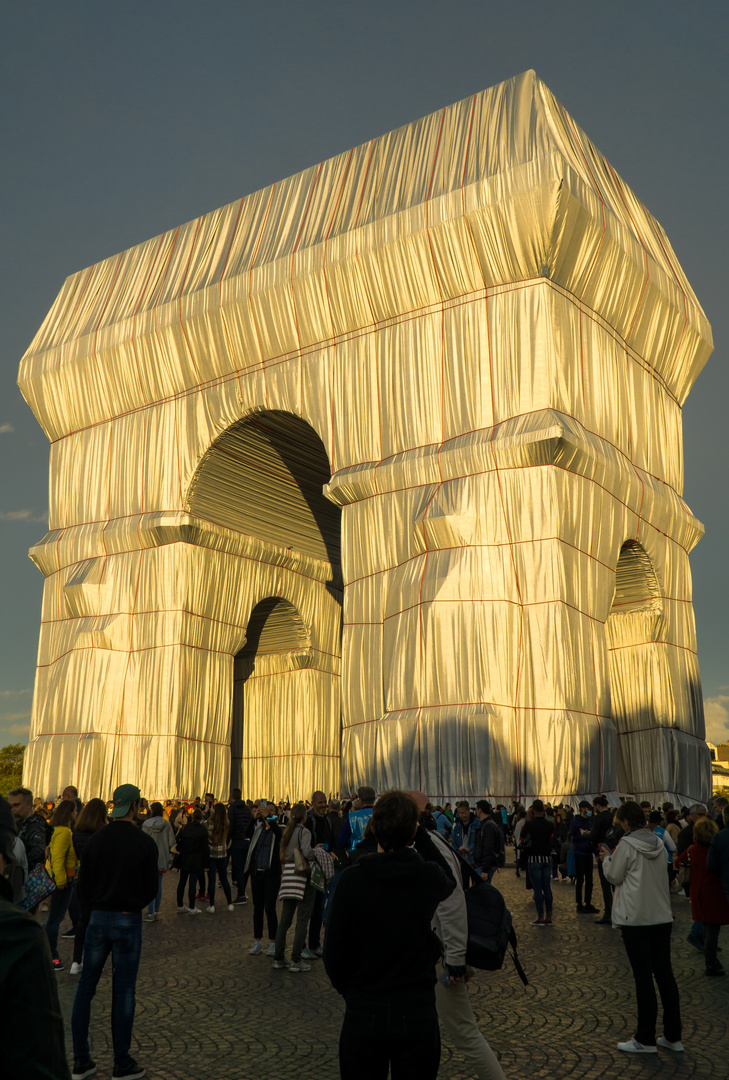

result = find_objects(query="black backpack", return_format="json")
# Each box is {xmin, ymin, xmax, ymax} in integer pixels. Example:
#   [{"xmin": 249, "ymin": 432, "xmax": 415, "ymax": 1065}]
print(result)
[{"xmin": 455, "ymin": 850, "xmax": 528, "ymax": 986}]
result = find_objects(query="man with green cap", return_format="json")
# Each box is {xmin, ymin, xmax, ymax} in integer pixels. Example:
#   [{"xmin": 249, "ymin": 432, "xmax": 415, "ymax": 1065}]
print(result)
[{"xmin": 70, "ymin": 784, "xmax": 159, "ymax": 1080}]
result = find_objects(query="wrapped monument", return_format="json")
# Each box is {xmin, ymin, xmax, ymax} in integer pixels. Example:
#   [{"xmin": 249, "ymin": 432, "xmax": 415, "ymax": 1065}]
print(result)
[{"xmin": 18, "ymin": 70, "xmax": 713, "ymax": 805}]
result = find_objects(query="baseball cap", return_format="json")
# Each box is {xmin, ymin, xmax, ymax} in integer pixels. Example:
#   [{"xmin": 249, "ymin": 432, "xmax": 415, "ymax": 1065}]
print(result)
[{"xmin": 109, "ymin": 784, "xmax": 141, "ymax": 818}]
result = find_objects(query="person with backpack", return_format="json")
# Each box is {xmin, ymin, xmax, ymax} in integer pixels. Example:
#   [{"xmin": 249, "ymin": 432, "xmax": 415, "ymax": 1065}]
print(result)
[
  {"xmin": 473, "ymin": 801, "xmax": 504, "ymax": 885},
  {"xmin": 433, "ymin": 806, "xmax": 452, "ymax": 840},
  {"xmin": 412, "ymin": 792, "xmax": 509, "ymax": 1080}
]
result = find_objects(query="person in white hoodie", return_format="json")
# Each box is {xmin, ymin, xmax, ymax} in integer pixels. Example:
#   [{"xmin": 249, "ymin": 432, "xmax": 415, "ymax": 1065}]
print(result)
[
  {"xmin": 141, "ymin": 803, "xmax": 177, "ymax": 921},
  {"xmin": 601, "ymin": 800, "xmax": 682, "ymax": 1056}
]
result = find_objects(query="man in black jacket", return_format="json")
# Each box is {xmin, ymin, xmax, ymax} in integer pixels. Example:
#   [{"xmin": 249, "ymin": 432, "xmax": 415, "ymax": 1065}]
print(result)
[
  {"xmin": 8, "ymin": 786, "xmax": 51, "ymax": 873},
  {"xmin": 227, "ymin": 787, "xmax": 252, "ymax": 904},
  {"xmin": 324, "ymin": 790, "xmax": 454, "ymax": 1080},
  {"xmin": 589, "ymin": 796, "xmax": 615, "ymax": 924},
  {"xmin": 302, "ymin": 790, "xmax": 336, "ymax": 958},
  {"xmin": 70, "ymin": 784, "xmax": 158, "ymax": 1080},
  {"xmin": 472, "ymin": 800, "xmax": 503, "ymax": 884}
]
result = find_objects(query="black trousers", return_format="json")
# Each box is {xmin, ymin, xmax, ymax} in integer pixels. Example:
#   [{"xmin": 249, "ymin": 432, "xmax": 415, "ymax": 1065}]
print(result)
[
  {"xmin": 621, "ymin": 923, "xmax": 681, "ymax": 1045},
  {"xmin": 339, "ymin": 1004, "xmax": 440, "ymax": 1080},
  {"xmin": 574, "ymin": 854, "xmax": 593, "ymax": 905},
  {"xmin": 250, "ymin": 869, "xmax": 280, "ymax": 940}
]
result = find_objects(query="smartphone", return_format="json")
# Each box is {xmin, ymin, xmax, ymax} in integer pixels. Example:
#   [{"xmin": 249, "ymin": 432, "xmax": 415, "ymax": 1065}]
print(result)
[
  {"xmin": 599, "ymin": 843, "xmax": 611, "ymax": 855},
  {"xmin": 260, "ymin": 798, "xmax": 267, "ymax": 808}
]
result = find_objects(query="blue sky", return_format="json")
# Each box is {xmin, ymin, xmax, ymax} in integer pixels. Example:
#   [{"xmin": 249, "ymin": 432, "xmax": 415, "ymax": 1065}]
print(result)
[{"xmin": 1, "ymin": 1, "xmax": 727, "ymax": 746}]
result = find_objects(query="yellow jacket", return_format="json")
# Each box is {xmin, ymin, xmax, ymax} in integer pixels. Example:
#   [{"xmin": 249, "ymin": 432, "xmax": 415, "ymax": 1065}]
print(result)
[{"xmin": 46, "ymin": 825, "xmax": 76, "ymax": 888}]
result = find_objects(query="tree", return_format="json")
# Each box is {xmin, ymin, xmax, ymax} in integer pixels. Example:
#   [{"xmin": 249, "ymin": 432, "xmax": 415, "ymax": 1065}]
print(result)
[{"xmin": 0, "ymin": 743, "xmax": 25, "ymax": 797}]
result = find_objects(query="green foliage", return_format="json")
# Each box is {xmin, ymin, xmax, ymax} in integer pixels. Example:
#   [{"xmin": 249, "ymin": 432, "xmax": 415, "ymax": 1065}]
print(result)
[{"xmin": 0, "ymin": 743, "xmax": 25, "ymax": 797}]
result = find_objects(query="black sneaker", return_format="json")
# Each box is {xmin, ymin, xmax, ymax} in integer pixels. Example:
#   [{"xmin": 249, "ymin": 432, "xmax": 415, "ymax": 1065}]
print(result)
[
  {"xmin": 72, "ymin": 1062, "xmax": 97, "ymax": 1080},
  {"xmin": 576, "ymin": 903, "xmax": 586, "ymax": 914},
  {"xmin": 233, "ymin": 895, "xmax": 248, "ymax": 905},
  {"xmin": 112, "ymin": 1060, "xmax": 146, "ymax": 1079},
  {"xmin": 583, "ymin": 904, "xmax": 599, "ymax": 914},
  {"xmin": 62, "ymin": 928, "xmax": 77, "ymax": 939}
]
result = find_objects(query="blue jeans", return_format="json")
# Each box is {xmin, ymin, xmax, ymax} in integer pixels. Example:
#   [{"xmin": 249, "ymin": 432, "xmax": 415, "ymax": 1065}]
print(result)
[
  {"xmin": 71, "ymin": 911, "xmax": 143, "ymax": 1070},
  {"xmin": 147, "ymin": 872, "xmax": 164, "ymax": 915},
  {"xmin": 45, "ymin": 880, "xmax": 74, "ymax": 959},
  {"xmin": 529, "ymin": 860, "xmax": 553, "ymax": 917}
]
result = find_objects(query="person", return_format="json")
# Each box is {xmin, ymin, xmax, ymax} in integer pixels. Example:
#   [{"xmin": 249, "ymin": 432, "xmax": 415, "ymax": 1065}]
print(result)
[
  {"xmin": 337, "ymin": 785, "xmax": 375, "ymax": 852},
  {"xmin": 228, "ymin": 787, "xmax": 252, "ymax": 903},
  {"xmin": 588, "ymin": 796, "xmax": 615, "ymax": 923},
  {"xmin": 413, "ymin": 791, "xmax": 508, "ymax": 1080},
  {"xmin": 0, "ymin": 795, "xmax": 72, "ymax": 1080},
  {"xmin": 569, "ymin": 801, "xmax": 598, "ymax": 914},
  {"xmin": 675, "ymin": 817, "xmax": 729, "ymax": 976},
  {"xmin": 708, "ymin": 805, "xmax": 729, "ymax": 902},
  {"xmin": 712, "ymin": 796, "xmax": 728, "ymax": 830},
  {"xmin": 472, "ymin": 801, "xmax": 503, "ymax": 885},
  {"xmin": 676, "ymin": 804, "xmax": 708, "ymax": 945},
  {"xmin": 302, "ymin": 789, "xmax": 336, "ymax": 958},
  {"xmin": 174, "ymin": 808, "xmax": 209, "ymax": 914},
  {"xmin": 520, "ymin": 800, "xmax": 554, "ymax": 925},
  {"xmin": 245, "ymin": 800, "xmax": 282, "ymax": 955},
  {"xmin": 70, "ymin": 783, "xmax": 159, "ymax": 1080},
  {"xmin": 8, "ymin": 785, "xmax": 52, "ymax": 876},
  {"xmin": 600, "ymin": 800, "xmax": 682, "ymax": 1054},
  {"xmin": 324, "ymin": 789, "xmax": 455, "ymax": 1080},
  {"xmin": 202, "ymin": 801, "xmax": 233, "ymax": 913},
  {"xmin": 273, "ymin": 802, "xmax": 318, "ymax": 972},
  {"xmin": 141, "ymin": 802, "xmax": 177, "ymax": 920},
  {"xmin": 69, "ymin": 798, "xmax": 108, "ymax": 975},
  {"xmin": 451, "ymin": 801, "xmax": 478, "ymax": 865},
  {"xmin": 45, "ymin": 798, "xmax": 78, "ymax": 970}
]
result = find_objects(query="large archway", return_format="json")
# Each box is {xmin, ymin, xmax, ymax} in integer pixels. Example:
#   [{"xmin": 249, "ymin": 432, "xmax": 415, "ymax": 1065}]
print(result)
[
  {"xmin": 187, "ymin": 410, "xmax": 342, "ymax": 799},
  {"xmin": 607, "ymin": 540, "xmax": 664, "ymax": 794}
]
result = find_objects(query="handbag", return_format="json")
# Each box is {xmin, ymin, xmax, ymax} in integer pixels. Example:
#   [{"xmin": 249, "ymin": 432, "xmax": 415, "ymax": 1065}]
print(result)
[
  {"xmin": 278, "ymin": 861, "xmax": 307, "ymax": 902},
  {"xmin": 21, "ymin": 862, "xmax": 57, "ymax": 911},
  {"xmin": 677, "ymin": 862, "xmax": 690, "ymax": 888},
  {"xmin": 293, "ymin": 827, "xmax": 310, "ymax": 876}
]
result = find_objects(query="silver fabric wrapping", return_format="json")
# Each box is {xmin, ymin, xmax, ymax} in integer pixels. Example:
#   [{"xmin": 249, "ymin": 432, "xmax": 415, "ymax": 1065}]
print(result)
[{"xmin": 18, "ymin": 70, "xmax": 712, "ymax": 805}]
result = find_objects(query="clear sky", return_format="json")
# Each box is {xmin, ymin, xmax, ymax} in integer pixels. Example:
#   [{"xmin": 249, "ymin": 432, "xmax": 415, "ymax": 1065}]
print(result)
[{"xmin": 1, "ymin": 2, "xmax": 727, "ymax": 747}]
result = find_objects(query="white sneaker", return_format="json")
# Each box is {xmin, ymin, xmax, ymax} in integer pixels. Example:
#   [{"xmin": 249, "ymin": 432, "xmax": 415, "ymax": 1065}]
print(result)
[
  {"xmin": 617, "ymin": 1040, "xmax": 657, "ymax": 1054},
  {"xmin": 227, "ymin": 904, "xmax": 235, "ymax": 911},
  {"xmin": 70, "ymin": 962, "xmax": 83, "ymax": 975},
  {"xmin": 206, "ymin": 906, "xmax": 215, "ymax": 914},
  {"xmin": 266, "ymin": 943, "xmax": 276, "ymax": 956},
  {"xmin": 249, "ymin": 941, "xmax": 263, "ymax": 955},
  {"xmin": 300, "ymin": 948, "xmax": 318, "ymax": 960},
  {"xmin": 188, "ymin": 907, "xmax": 202, "ymax": 916},
  {"xmin": 657, "ymin": 1036, "xmax": 684, "ymax": 1052},
  {"xmin": 289, "ymin": 961, "xmax": 311, "ymax": 972},
  {"xmin": 177, "ymin": 906, "xmax": 189, "ymax": 913}
]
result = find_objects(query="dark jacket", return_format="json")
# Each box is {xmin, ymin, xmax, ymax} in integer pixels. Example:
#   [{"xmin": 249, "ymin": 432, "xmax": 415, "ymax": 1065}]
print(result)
[
  {"xmin": 676, "ymin": 821, "xmax": 695, "ymax": 856},
  {"xmin": 76, "ymin": 821, "xmax": 158, "ymax": 913},
  {"xmin": 305, "ymin": 810, "xmax": 335, "ymax": 849},
  {"xmin": 17, "ymin": 812, "xmax": 52, "ymax": 873},
  {"xmin": 323, "ymin": 846, "xmax": 454, "ymax": 1008},
  {"xmin": 227, "ymin": 800, "xmax": 252, "ymax": 843},
  {"xmin": 569, "ymin": 814, "xmax": 594, "ymax": 856},
  {"xmin": 175, "ymin": 821, "xmax": 210, "ymax": 874},
  {"xmin": 473, "ymin": 816, "xmax": 502, "ymax": 872},
  {"xmin": 0, "ymin": 887, "xmax": 71, "ymax": 1079},
  {"xmin": 587, "ymin": 808, "xmax": 615, "ymax": 850}
]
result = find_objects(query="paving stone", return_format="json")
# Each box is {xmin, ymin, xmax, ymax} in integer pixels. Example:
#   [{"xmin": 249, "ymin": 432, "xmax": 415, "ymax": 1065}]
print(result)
[{"xmin": 52, "ymin": 863, "xmax": 728, "ymax": 1078}]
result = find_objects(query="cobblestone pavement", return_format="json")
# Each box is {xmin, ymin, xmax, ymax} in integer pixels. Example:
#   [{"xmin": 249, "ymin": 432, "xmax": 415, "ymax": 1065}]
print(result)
[{"xmin": 52, "ymin": 862, "xmax": 728, "ymax": 1079}]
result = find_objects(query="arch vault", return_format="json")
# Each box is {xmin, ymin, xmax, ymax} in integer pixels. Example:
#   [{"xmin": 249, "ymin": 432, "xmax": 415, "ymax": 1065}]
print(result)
[{"xmin": 18, "ymin": 70, "xmax": 712, "ymax": 803}]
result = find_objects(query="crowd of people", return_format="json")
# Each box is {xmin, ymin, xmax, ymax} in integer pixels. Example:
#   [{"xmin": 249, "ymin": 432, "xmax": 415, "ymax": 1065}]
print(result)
[{"xmin": 1, "ymin": 780, "xmax": 728, "ymax": 1079}]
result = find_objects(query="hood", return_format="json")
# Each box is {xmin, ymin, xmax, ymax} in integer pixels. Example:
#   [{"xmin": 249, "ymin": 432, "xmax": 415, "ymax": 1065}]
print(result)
[
  {"xmin": 144, "ymin": 817, "xmax": 169, "ymax": 833},
  {"xmin": 357, "ymin": 846, "xmax": 425, "ymax": 883},
  {"xmin": 621, "ymin": 829, "xmax": 666, "ymax": 860}
]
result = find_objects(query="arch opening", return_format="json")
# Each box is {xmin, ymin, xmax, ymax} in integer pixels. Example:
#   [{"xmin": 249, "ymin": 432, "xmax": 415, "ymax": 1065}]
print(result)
[{"xmin": 187, "ymin": 410, "xmax": 340, "ymax": 580}]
